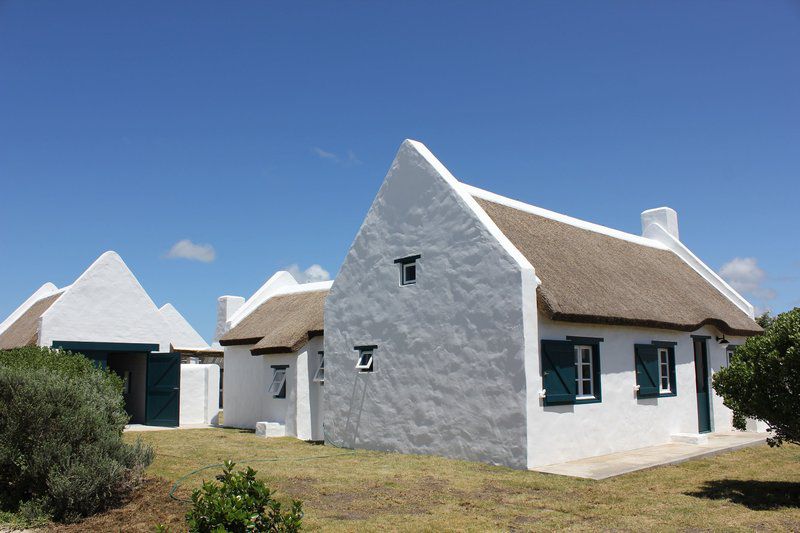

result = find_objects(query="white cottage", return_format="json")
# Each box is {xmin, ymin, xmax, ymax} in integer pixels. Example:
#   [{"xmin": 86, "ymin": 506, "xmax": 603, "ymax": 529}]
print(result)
[
  {"xmin": 0, "ymin": 251, "xmax": 219, "ymax": 427},
  {"xmin": 323, "ymin": 140, "xmax": 763, "ymax": 470},
  {"xmin": 217, "ymin": 271, "xmax": 329, "ymax": 440}
]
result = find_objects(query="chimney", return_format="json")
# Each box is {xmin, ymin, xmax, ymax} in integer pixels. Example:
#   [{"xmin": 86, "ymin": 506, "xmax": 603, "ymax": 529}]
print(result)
[
  {"xmin": 213, "ymin": 295, "xmax": 245, "ymax": 342},
  {"xmin": 641, "ymin": 207, "xmax": 679, "ymax": 241}
]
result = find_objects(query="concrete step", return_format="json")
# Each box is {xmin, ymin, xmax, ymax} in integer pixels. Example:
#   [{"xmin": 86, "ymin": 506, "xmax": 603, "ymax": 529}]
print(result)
[
  {"xmin": 255, "ymin": 421, "xmax": 286, "ymax": 437},
  {"xmin": 670, "ymin": 432, "xmax": 709, "ymax": 445}
]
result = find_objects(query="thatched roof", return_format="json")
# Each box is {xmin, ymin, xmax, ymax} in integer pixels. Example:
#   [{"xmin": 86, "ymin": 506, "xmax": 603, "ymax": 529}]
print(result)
[
  {"xmin": 0, "ymin": 293, "xmax": 62, "ymax": 349},
  {"xmin": 219, "ymin": 289, "xmax": 328, "ymax": 355},
  {"xmin": 474, "ymin": 197, "xmax": 761, "ymax": 336}
]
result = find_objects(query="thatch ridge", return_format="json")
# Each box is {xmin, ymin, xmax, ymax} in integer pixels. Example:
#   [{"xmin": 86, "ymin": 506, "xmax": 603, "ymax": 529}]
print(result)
[
  {"xmin": 0, "ymin": 293, "xmax": 62, "ymax": 349},
  {"xmin": 219, "ymin": 289, "xmax": 328, "ymax": 355},
  {"xmin": 474, "ymin": 197, "xmax": 761, "ymax": 336}
]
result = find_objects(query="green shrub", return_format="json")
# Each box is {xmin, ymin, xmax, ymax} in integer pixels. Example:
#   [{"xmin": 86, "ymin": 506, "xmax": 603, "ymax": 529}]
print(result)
[
  {"xmin": 186, "ymin": 461, "xmax": 302, "ymax": 533},
  {"xmin": 0, "ymin": 346, "xmax": 153, "ymax": 523},
  {"xmin": 713, "ymin": 307, "xmax": 800, "ymax": 446}
]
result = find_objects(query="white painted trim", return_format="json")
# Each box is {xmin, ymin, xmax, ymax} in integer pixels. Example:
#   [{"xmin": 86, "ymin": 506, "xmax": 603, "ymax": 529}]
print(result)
[
  {"xmin": 462, "ymin": 183, "xmax": 668, "ymax": 250},
  {"xmin": 0, "ymin": 282, "xmax": 60, "ymax": 335},
  {"xmin": 403, "ymin": 140, "xmax": 541, "ymax": 284},
  {"xmin": 643, "ymin": 223, "xmax": 755, "ymax": 317}
]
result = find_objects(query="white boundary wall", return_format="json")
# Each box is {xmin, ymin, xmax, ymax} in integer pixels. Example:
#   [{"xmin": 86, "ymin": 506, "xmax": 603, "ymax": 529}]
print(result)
[{"xmin": 180, "ymin": 363, "xmax": 220, "ymax": 425}]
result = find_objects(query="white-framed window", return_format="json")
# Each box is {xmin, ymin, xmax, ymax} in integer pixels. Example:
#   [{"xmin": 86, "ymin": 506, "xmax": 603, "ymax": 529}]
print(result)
[
  {"xmin": 313, "ymin": 351, "xmax": 325, "ymax": 384},
  {"xmin": 268, "ymin": 367, "xmax": 287, "ymax": 398},
  {"xmin": 395, "ymin": 254, "xmax": 420, "ymax": 286},
  {"xmin": 574, "ymin": 345, "xmax": 594, "ymax": 399},
  {"xmin": 355, "ymin": 348, "xmax": 374, "ymax": 372},
  {"xmin": 658, "ymin": 347, "xmax": 671, "ymax": 392}
]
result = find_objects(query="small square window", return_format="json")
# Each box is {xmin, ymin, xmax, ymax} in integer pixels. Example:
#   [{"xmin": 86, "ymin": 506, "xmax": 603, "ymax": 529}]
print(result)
[
  {"xmin": 355, "ymin": 349, "xmax": 374, "ymax": 372},
  {"xmin": 395, "ymin": 254, "xmax": 420, "ymax": 286},
  {"xmin": 268, "ymin": 368, "xmax": 287, "ymax": 398},
  {"xmin": 313, "ymin": 351, "xmax": 325, "ymax": 384}
]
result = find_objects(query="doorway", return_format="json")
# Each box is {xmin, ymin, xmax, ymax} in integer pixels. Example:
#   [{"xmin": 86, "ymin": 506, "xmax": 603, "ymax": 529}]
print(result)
[{"xmin": 693, "ymin": 337, "xmax": 712, "ymax": 433}]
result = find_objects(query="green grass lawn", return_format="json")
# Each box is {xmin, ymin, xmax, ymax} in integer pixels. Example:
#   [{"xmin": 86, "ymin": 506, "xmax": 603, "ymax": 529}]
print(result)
[{"xmin": 119, "ymin": 428, "xmax": 800, "ymax": 532}]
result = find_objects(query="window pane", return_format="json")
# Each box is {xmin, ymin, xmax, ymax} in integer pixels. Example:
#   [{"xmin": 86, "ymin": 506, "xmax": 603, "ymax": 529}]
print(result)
[
  {"xmin": 582, "ymin": 349, "xmax": 591, "ymax": 363},
  {"xmin": 662, "ymin": 377, "xmax": 669, "ymax": 389},
  {"xmin": 582, "ymin": 365, "xmax": 591, "ymax": 379},
  {"xmin": 583, "ymin": 379, "xmax": 592, "ymax": 395},
  {"xmin": 405, "ymin": 264, "xmax": 416, "ymax": 282}
]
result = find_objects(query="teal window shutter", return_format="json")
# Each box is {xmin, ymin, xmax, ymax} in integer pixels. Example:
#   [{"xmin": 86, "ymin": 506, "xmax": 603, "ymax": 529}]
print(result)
[
  {"xmin": 541, "ymin": 340, "xmax": 577, "ymax": 405},
  {"xmin": 635, "ymin": 344, "xmax": 660, "ymax": 397}
]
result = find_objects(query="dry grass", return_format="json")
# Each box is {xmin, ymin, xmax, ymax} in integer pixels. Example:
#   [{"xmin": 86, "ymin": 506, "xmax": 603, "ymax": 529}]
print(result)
[{"xmin": 71, "ymin": 428, "xmax": 800, "ymax": 532}]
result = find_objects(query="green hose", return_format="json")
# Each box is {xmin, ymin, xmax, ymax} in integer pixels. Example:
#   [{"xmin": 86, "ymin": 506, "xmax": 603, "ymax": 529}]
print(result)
[{"xmin": 168, "ymin": 451, "xmax": 356, "ymax": 502}]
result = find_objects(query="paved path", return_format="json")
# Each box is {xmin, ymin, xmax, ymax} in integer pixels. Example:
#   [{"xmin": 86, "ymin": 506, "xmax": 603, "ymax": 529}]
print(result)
[
  {"xmin": 532, "ymin": 432, "xmax": 767, "ymax": 480},
  {"xmin": 124, "ymin": 423, "xmax": 216, "ymax": 432}
]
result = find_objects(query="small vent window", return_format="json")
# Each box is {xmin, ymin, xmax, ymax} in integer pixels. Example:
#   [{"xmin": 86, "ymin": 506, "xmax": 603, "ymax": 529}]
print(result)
[
  {"xmin": 268, "ymin": 367, "xmax": 287, "ymax": 398},
  {"xmin": 394, "ymin": 254, "xmax": 421, "ymax": 286},
  {"xmin": 354, "ymin": 345, "xmax": 376, "ymax": 373},
  {"xmin": 313, "ymin": 351, "xmax": 325, "ymax": 384}
]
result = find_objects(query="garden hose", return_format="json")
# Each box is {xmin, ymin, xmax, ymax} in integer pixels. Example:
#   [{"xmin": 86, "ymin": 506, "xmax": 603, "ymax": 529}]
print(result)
[{"xmin": 168, "ymin": 450, "xmax": 356, "ymax": 502}]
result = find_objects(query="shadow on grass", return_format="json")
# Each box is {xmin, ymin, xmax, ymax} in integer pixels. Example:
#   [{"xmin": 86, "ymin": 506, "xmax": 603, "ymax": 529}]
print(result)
[{"xmin": 686, "ymin": 479, "xmax": 800, "ymax": 510}]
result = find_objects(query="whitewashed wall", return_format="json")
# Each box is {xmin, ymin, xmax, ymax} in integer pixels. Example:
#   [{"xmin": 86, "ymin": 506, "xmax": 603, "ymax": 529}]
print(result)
[
  {"xmin": 180, "ymin": 363, "xmax": 220, "ymax": 425},
  {"xmin": 529, "ymin": 317, "xmax": 746, "ymax": 467},
  {"xmin": 324, "ymin": 141, "xmax": 534, "ymax": 469},
  {"xmin": 39, "ymin": 252, "xmax": 171, "ymax": 351},
  {"xmin": 222, "ymin": 340, "xmax": 323, "ymax": 439}
]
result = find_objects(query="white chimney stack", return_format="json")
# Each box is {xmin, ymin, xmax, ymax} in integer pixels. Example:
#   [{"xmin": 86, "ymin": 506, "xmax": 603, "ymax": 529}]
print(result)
[
  {"xmin": 641, "ymin": 207, "xmax": 679, "ymax": 241},
  {"xmin": 213, "ymin": 295, "xmax": 245, "ymax": 342}
]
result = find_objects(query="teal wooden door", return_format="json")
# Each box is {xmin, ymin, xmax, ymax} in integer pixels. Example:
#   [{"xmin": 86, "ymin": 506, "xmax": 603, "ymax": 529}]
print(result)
[
  {"xmin": 146, "ymin": 353, "xmax": 180, "ymax": 427},
  {"xmin": 693, "ymin": 339, "xmax": 712, "ymax": 433}
]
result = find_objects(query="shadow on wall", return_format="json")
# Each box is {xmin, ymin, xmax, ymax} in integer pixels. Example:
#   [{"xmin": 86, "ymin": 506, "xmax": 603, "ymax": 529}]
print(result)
[
  {"xmin": 686, "ymin": 479, "xmax": 800, "ymax": 510},
  {"xmin": 342, "ymin": 374, "xmax": 370, "ymax": 447}
]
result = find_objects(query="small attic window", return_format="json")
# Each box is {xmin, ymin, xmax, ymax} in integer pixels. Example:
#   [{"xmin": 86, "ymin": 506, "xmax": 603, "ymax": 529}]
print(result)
[
  {"xmin": 394, "ymin": 254, "xmax": 420, "ymax": 286},
  {"xmin": 354, "ymin": 345, "xmax": 376, "ymax": 373}
]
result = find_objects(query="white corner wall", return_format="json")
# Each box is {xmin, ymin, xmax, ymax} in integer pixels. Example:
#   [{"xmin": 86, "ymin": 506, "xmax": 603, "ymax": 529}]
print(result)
[
  {"xmin": 324, "ymin": 140, "xmax": 531, "ymax": 469},
  {"xmin": 180, "ymin": 363, "xmax": 221, "ymax": 425},
  {"xmin": 38, "ymin": 252, "xmax": 171, "ymax": 350},
  {"xmin": 222, "ymin": 338, "xmax": 323, "ymax": 440}
]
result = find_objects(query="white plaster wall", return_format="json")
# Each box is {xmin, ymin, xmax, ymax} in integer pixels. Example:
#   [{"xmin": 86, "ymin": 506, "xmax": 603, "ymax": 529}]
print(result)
[
  {"xmin": 180, "ymin": 363, "xmax": 220, "ymax": 425},
  {"xmin": 223, "ymin": 343, "xmax": 322, "ymax": 439},
  {"xmin": 38, "ymin": 252, "xmax": 171, "ymax": 351},
  {"xmin": 160, "ymin": 303, "xmax": 209, "ymax": 350},
  {"xmin": 324, "ymin": 140, "xmax": 531, "ymax": 469},
  {"xmin": 529, "ymin": 318, "xmax": 746, "ymax": 467}
]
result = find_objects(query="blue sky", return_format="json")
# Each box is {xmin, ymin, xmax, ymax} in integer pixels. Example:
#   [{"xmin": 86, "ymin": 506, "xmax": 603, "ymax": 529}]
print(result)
[{"xmin": 1, "ymin": 1, "xmax": 798, "ymax": 341}]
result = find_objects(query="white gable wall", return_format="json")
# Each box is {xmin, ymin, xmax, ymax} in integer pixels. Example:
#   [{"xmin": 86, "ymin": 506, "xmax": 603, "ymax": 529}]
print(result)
[
  {"xmin": 324, "ymin": 140, "xmax": 535, "ymax": 469},
  {"xmin": 38, "ymin": 252, "xmax": 171, "ymax": 351},
  {"xmin": 160, "ymin": 303, "xmax": 209, "ymax": 350}
]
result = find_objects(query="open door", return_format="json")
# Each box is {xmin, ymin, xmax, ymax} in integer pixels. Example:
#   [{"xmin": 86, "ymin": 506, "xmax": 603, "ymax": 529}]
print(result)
[{"xmin": 146, "ymin": 352, "xmax": 180, "ymax": 427}]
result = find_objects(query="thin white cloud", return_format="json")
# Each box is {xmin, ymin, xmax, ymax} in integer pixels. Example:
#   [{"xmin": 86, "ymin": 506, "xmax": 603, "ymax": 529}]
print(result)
[
  {"xmin": 313, "ymin": 147, "xmax": 339, "ymax": 162},
  {"xmin": 165, "ymin": 239, "xmax": 216, "ymax": 263},
  {"xmin": 285, "ymin": 263, "xmax": 331, "ymax": 283},
  {"xmin": 313, "ymin": 147, "xmax": 361, "ymax": 166},
  {"xmin": 719, "ymin": 257, "xmax": 775, "ymax": 301}
]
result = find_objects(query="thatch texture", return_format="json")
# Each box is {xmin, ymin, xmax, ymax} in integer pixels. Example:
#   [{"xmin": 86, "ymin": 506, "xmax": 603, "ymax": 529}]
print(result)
[
  {"xmin": 474, "ymin": 198, "xmax": 761, "ymax": 336},
  {"xmin": 0, "ymin": 293, "xmax": 62, "ymax": 349},
  {"xmin": 219, "ymin": 290, "xmax": 328, "ymax": 355}
]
